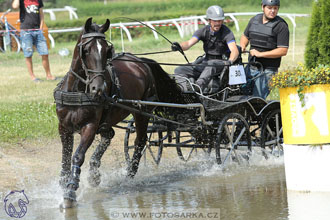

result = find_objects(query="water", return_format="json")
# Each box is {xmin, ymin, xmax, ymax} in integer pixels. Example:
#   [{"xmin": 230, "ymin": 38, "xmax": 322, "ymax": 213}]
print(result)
[{"xmin": 1, "ymin": 149, "xmax": 291, "ymax": 220}]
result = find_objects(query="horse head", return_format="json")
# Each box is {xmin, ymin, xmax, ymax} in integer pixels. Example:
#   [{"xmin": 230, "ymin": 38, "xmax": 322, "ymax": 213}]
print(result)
[{"xmin": 71, "ymin": 17, "xmax": 112, "ymax": 96}]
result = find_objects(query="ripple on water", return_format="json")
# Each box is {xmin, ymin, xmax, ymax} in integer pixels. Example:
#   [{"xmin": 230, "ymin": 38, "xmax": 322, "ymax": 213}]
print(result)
[{"xmin": 1, "ymin": 149, "xmax": 287, "ymax": 220}]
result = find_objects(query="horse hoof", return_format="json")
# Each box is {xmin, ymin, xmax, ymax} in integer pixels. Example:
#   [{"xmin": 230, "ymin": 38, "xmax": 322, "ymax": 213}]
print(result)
[
  {"xmin": 126, "ymin": 172, "xmax": 135, "ymax": 179},
  {"xmin": 88, "ymin": 170, "xmax": 101, "ymax": 187},
  {"xmin": 59, "ymin": 177, "xmax": 69, "ymax": 190},
  {"xmin": 60, "ymin": 198, "xmax": 77, "ymax": 209}
]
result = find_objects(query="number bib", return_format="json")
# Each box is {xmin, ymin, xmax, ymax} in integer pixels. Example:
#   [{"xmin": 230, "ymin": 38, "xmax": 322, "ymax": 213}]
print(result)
[{"xmin": 229, "ymin": 65, "xmax": 246, "ymax": 85}]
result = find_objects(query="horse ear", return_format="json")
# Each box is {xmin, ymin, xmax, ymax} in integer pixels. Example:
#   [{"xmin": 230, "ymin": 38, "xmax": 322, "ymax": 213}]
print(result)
[
  {"xmin": 84, "ymin": 17, "xmax": 93, "ymax": 33},
  {"xmin": 99, "ymin": 19, "xmax": 110, "ymax": 33}
]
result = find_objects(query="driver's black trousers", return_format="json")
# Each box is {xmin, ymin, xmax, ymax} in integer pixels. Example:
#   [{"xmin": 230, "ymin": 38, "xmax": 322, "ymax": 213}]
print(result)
[{"xmin": 174, "ymin": 58, "xmax": 225, "ymax": 91}]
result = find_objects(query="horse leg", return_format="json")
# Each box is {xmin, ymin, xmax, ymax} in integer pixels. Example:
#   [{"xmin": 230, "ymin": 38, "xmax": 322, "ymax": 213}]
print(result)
[
  {"xmin": 88, "ymin": 128, "xmax": 115, "ymax": 187},
  {"xmin": 59, "ymin": 126, "xmax": 74, "ymax": 190},
  {"xmin": 62, "ymin": 124, "xmax": 97, "ymax": 208},
  {"xmin": 127, "ymin": 114, "xmax": 149, "ymax": 178}
]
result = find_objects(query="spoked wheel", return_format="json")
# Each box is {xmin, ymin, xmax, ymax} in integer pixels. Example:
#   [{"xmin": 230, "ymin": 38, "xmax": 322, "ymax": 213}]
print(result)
[
  {"xmin": 0, "ymin": 33, "xmax": 21, "ymax": 53},
  {"xmin": 124, "ymin": 120, "xmax": 136, "ymax": 165},
  {"xmin": 124, "ymin": 119, "xmax": 164, "ymax": 165},
  {"xmin": 215, "ymin": 113, "xmax": 251, "ymax": 166},
  {"xmin": 144, "ymin": 129, "xmax": 164, "ymax": 165},
  {"xmin": 260, "ymin": 109, "xmax": 283, "ymax": 159},
  {"xmin": 175, "ymin": 130, "xmax": 211, "ymax": 162},
  {"xmin": 175, "ymin": 131, "xmax": 198, "ymax": 162}
]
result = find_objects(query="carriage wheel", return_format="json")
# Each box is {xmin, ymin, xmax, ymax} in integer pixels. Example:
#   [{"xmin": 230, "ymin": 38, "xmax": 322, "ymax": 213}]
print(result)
[
  {"xmin": 175, "ymin": 131, "xmax": 209, "ymax": 162},
  {"xmin": 215, "ymin": 113, "xmax": 251, "ymax": 166},
  {"xmin": 260, "ymin": 109, "xmax": 283, "ymax": 159},
  {"xmin": 145, "ymin": 130, "xmax": 164, "ymax": 165},
  {"xmin": 124, "ymin": 120, "xmax": 164, "ymax": 165},
  {"xmin": 175, "ymin": 131, "xmax": 197, "ymax": 162},
  {"xmin": 124, "ymin": 120, "xmax": 136, "ymax": 165}
]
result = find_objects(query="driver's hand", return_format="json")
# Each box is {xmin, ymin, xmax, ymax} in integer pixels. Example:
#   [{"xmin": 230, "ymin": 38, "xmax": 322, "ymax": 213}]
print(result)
[
  {"xmin": 224, "ymin": 60, "xmax": 233, "ymax": 66},
  {"xmin": 171, "ymin": 42, "xmax": 183, "ymax": 52}
]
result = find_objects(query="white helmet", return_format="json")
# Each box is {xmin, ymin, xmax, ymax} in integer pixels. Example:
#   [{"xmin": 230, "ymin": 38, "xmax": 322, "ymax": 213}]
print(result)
[{"xmin": 206, "ymin": 5, "xmax": 225, "ymax": 21}]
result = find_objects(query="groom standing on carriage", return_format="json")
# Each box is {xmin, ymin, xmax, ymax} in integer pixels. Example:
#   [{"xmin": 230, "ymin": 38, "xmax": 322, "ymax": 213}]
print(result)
[
  {"xmin": 171, "ymin": 5, "xmax": 239, "ymax": 93},
  {"xmin": 240, "ymin": 0, "xmax": 289, "ymax": 99}
]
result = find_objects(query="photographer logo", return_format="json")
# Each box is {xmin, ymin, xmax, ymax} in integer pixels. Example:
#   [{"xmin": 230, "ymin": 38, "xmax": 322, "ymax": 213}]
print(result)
[{"xmin": 4, "ymin": 190, "xmax": 29, "ymax": 218}]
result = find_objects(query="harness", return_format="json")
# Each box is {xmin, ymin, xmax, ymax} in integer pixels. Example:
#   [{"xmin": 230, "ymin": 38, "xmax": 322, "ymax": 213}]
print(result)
[
  {"xmin": 69, "ymin": 32, "xmax": 110, "ymax": 93},
  {"xmin": 54, "ymin": 90, "xmax": 106, "ymax": 106},
  {"xmin": 54, "ymin": 32, "xmax": 118, "ymax": 106},
  {"xmin": 111, "ymin": 52, "xmax": 159, "ymax": 102}
]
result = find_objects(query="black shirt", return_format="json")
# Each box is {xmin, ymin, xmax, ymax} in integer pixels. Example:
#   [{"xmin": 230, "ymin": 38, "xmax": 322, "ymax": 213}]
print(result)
[
  {"xmin": 244, "ymin": 14, "xmax": 289, "ymax": 68},
  {"xmin": 19, "ymin": 0, "xmax": 44, "ymax": 30}
]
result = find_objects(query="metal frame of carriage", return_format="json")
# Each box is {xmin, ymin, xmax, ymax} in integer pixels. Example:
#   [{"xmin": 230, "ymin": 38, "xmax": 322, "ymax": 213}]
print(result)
[{"xmin": 111, "ymin": 56, "xmax": 284, "ymax": 167}]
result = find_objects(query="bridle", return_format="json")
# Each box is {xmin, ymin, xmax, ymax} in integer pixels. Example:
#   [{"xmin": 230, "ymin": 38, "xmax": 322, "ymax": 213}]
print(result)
[{"xmin": 70, "ymin": 32, "xmax": 111, "ymax": 92}]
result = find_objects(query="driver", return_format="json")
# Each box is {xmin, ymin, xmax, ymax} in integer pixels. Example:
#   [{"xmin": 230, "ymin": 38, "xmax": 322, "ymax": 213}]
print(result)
[
  {"xmin": 240, "ymin": 0, "xmax": 289, "ymax": 99},
  {"xmin": 172, "ymin": 5, "xmax": 239, "ymax": 92}
]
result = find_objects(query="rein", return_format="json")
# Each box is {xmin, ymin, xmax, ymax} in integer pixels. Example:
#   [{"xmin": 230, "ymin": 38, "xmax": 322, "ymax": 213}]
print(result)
[
  {"xmin": 131, "ymin": 50, "xmax": 174, "ymax": 56},
  {"xmin": 112, "ymin": 56, "xmax": 234, "ymax": 68}
]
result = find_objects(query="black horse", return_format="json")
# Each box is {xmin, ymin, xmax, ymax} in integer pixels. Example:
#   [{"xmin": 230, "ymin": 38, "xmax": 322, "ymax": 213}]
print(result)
[{"xmin": 55, "ymin": 18, "xmax": 182, "ymax": 208}]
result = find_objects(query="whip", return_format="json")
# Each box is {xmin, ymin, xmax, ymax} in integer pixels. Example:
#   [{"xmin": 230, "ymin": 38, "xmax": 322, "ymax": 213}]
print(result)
[{"xmin": 115, "ymin": 17, "xmax": 190, "ymax": 63}]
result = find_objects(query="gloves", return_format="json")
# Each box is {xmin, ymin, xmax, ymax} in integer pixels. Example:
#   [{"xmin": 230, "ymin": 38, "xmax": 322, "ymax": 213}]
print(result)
[
  {"xmin": 171, "ymin": 42, "xmax": 183, "ymax": 53},
  {"xmin": 222, "ymin": 60, "xmax": 233, "ymax": 66}
]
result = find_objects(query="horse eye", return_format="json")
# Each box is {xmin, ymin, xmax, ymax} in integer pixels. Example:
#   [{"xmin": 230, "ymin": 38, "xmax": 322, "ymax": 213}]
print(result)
[{"xmin": 84, "ymin": 48, "xmax": 90, "ymax": 55}]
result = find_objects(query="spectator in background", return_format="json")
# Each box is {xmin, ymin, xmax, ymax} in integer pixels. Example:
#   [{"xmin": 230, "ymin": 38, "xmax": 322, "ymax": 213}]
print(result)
[
  {"xmin": 240, "ymin": 0, "xmax": 289, "ymax": 99},
  {"xmin": 12, "ymin": 0, "xmax": 55, "ymax": 82}
]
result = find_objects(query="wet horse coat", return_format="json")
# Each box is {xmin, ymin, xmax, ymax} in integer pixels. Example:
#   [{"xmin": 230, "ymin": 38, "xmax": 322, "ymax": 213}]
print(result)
[{"xmin": 55, "ymin": 18, "xmax": 182, "ymax": 208}]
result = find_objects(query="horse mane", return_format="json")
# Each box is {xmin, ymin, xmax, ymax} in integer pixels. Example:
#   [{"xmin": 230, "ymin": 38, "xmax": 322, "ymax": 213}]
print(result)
[{"xmin": 139, "ymin": 58, "xmax": 186, "ymax": 104}]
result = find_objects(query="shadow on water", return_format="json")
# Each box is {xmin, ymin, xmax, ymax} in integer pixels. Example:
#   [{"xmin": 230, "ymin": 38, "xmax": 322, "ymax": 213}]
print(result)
[{"xmin": 1, "ymin": 152, "xmax": 289, "ymax": 220}]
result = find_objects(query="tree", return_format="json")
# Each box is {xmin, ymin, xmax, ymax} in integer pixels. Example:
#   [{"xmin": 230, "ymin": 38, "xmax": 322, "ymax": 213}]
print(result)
[
  {"xmin": 304, "ymin": 0, "xmax": 322, "ymax": 68},
  {"xmin": 318, "ymin": 0, "xmax": 330, "ymax": 65},
  {"xmin": 305, "ymin": 0, "xmax": 330, "ymax": 68}
]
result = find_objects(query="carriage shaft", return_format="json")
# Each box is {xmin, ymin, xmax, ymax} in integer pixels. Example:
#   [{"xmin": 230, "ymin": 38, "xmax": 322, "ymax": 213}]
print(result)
[{"xmin": 117, "ymin": 98, "xmax": 211, "ymax": 125}]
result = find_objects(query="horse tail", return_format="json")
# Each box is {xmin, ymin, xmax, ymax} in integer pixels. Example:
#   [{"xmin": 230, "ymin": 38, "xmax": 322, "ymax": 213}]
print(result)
[{"xmin": 140, "ymin": 58, "xmax": 185, "ymax": 104}]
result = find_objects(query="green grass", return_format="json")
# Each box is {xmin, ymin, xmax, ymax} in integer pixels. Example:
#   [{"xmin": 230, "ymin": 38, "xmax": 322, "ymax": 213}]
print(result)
[
  {"xmin": 0, "ymin": 102, "xmax": 58, "ymax": 142},
  {"xmin": 0, "ymin": 42, "xmax": 74, "ymax": 143},
  {"xmin": 52, "ymin": 0, "xmax": 313, "ymax": 19}
]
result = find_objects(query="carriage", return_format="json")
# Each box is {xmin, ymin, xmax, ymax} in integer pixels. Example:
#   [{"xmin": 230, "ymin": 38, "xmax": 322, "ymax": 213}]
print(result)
[
  {"xmin": 54, "ymin": 18, "xmax": 283, "ymax": 208},
  {"xmin": 119, "ymin": 55, "xmax": 283, "ymax": 166}
]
